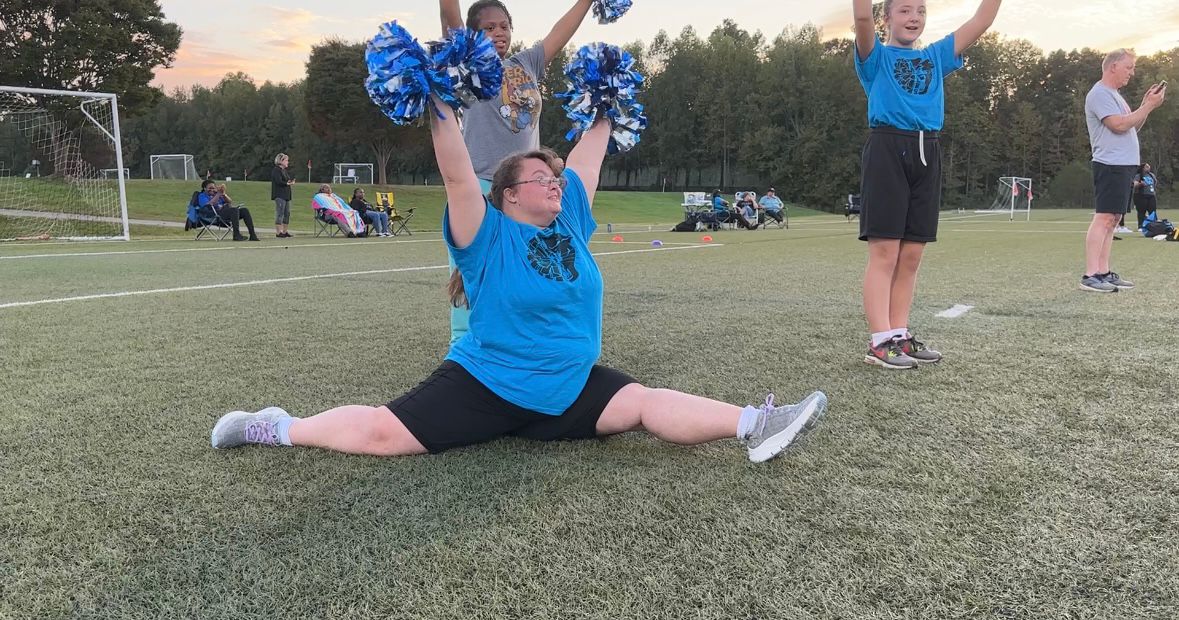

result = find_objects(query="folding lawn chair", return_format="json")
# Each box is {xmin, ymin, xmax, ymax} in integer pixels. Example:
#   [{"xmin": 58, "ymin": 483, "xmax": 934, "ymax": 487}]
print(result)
[
  {"xmin": 375, "ymin": 191, "xmax": 415, "ymax": 236},
  {"xmin": 846, "ymin": 194, "xmax": 862, "ymax": 221},
  {"xmin": 313, "ymin": 208, "xmax": 341, "ymax": 237}
]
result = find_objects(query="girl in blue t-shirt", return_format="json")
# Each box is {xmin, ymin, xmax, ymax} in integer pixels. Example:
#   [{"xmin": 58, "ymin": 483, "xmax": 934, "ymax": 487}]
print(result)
[
  {"xmin": 210, "ymin": 98, "xmax": 829, "ymax": 464},
  {"xmin": 440, "ymin": 0, "xmax": 602, "ymax": 345},
  {"xmin": 852, "ymin": 0, "xmax": 1001, "ymax": 369}
]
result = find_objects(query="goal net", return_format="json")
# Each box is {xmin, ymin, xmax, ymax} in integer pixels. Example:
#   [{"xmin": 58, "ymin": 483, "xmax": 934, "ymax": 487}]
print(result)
[
  {"xmin": 0, "ymin": 86, "xmax": 130, "ymax": 241},
  {"xmin": 150, "ymin": 154, "xmax": 198, "ymax": 181},
  {"xmin": 975, "ymin": 176, "xmax": 1033, "ymax": 221},
  {"xmin": 333, "ymin": 163, "xmax": 374, "ymax": 185}
]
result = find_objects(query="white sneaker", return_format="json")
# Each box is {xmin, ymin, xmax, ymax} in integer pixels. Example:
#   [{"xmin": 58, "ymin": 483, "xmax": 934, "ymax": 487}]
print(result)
[{"xmin": 1115, "ymin": 226, "xmax": 1133, "ymax": 233}]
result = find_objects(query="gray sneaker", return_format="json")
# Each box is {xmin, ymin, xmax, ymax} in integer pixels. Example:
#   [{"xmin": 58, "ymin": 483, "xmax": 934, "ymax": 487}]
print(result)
[
  {"xmin": 211, "ymin": 406, "xmax": 291, "ymax": 449},
  {"xmin": 1080, "ymin": 275, "xmax": 1117, "ymax": 293},
  {"xmin": 865, "ymin": 339, "xmax": 919, "ymax": 369},
  {"xmin": 1101, "ymin": 271, "xmax": 1134, "ymax": 290},
  {"xmin": 742, "ymin": 391, "xmax": 827, "ymax": 463}
]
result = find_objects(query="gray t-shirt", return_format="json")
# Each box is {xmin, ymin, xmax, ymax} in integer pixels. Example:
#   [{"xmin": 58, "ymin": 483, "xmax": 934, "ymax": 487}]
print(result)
[
  {"xmin": 462, "ymin": 42, "xmax": 547, "ymax": 180},
  {"xmin": 1085, "ymin": 81, "xmax": 1140, "ymax": 166}
]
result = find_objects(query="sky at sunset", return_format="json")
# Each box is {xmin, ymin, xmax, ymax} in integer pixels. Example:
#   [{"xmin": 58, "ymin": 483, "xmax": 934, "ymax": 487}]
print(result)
[{"xmin": 153, "ymin": 0, "xmax": 1179, "ymax": 90}]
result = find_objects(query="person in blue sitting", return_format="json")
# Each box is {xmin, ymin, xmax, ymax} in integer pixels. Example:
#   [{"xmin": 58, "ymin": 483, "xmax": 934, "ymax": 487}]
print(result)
[
  {"xmin": 759, "ymin": 188, "xmax": 785, "ymax": 225},
  {"xmin": 209, "ymin": 96, "xmax": 828, "ymax": 464},
  {"xmin": 197, "ymin": 180, "xmax": 258, "ymax": 241}
]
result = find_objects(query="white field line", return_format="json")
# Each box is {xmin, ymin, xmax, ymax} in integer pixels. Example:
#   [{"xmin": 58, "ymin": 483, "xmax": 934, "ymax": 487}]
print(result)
[
  {"xmin": 0, "ymin": 238, "xmax": 443, "ymax": 261},
  {"xmin": 936, "ymin": 304, "xmax": 975, "ymax": 318},
  {"xmin": 0, "ymin": 243, "xmax": 722, "ymax": 310},
  {"xmin": 0, "ymin": 234, "xmax": 704, "ymax": 261}
]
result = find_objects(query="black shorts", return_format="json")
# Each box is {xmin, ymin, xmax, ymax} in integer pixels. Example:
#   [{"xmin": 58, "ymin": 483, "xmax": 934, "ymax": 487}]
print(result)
[
  {"xmin": 386, "ymin": 360, "xmax": 637, "ymax": 453},
  {"xmin": 859, "ymin": 127, "xmax": 942, "ymax": 243},
  {"xmin": 1092, "ymin": 162, "xmax": 1136, "ymax": 214}
]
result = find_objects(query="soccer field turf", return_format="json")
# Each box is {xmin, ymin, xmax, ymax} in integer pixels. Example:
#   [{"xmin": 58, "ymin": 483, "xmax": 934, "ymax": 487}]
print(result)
[{"xmin": 2, "ymin": 210, "xmax": 1176, "ymax": 618}]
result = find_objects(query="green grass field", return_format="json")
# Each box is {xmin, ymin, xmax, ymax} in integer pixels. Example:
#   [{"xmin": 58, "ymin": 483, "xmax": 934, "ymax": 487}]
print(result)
[{"xmin": 2, "ymin": 205, "xmax": 1177, "ymax": 618}]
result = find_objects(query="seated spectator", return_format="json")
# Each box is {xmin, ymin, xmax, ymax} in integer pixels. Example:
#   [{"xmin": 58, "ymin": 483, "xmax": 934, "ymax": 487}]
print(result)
[
  {"xmin": 350, "ymin": 188, "xmax": 391, "ymax": 237},
  {"xmin": 197, "ymin": 180, "xmax": 259, "ymax": 241},
  {"xmin": 312, "ymin": 184, "xmax": 367, "ymax": 237},
  {"xmin": 759, "ymin": 188, "xmax": 785, "ymax": 224},
  {"xmin": 711, "ymin": 190, "xmax": 730, "ymax": 214},
  {"xmin": 735, "ymin": 191, "xmax": 757, "ymax": 226}
]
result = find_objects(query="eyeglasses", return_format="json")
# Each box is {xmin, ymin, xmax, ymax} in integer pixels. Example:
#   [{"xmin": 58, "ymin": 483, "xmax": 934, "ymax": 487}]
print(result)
[{"xmin": 506, "ymin": 176, "xmax": 567, "ymax": 190}]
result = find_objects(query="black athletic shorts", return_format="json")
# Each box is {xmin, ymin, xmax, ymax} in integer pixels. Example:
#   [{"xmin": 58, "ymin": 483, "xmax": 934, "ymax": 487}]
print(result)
[
  {"xmin": 386, "ymin": 360, "xmax": 637, "ymax": 453},
  {"xmin": 1092, "ymin": 161, "xmax": 1136, "ymax": 215},
  {"xmin": 859, "ymin": 127, "xmax": 942, "ymax": 242}
]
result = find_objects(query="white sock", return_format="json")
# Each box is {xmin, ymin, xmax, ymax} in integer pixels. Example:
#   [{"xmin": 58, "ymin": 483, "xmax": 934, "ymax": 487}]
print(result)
[
  {"xmin": 890, "ymin": 327, "xmax": 909, "ymax": 341},
  {"xmin": 275, "ymin": 416, "xmax": 295, "ymax": 446},
  {"xmin": 736, "ymin": 405, "xmax": 760, "ymax": 439},
  {"xmin": 871, "ymin": 331, "xmax": 893, "ymax": 347}
]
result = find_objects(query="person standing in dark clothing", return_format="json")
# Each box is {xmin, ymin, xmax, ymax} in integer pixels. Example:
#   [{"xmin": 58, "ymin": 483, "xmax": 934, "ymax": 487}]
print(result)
[{"xmin": 271, "ymin": 153, "xmax": 295, "ymax": 238}]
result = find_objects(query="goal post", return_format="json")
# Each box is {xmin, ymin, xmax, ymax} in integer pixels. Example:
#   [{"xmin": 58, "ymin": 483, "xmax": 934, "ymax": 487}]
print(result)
[
  {"xmin": 975, "ymin": 176, "xmax": 1033, "ymax": 221},
  {"xmin": 0, "ymin": 86, "xmax": 130, "ymax": 241},
  {"xmin": 332, "ymin": 163, "xmax": 374, "ymax": 185},
  {"xmin": 150, "ymin": 154, "xmax": 198, "ymax": 181}
]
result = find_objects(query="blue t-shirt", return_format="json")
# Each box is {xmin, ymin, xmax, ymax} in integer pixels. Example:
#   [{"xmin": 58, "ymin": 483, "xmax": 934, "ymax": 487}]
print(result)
[
  {"xmin": 196, "ymin": 192, "xmax": 226, "ymax": 211},
  {"xmin": 444, "ymin": 169, "xmax": 603, "ymax": 415},
  {"xmin": 712, "ymin": 196, "xmax": 728, "ymax": 212},
  {"xmin": 758, "ymin": 195, "xmax": 783, "ymax": 212},
  {"xmin": 855, "ymin": 34, "xmax": 964, "ymax": 131},
  {"xmin": 1137, "ymin": 172, "xmax": 1156, "ymax": 196}
]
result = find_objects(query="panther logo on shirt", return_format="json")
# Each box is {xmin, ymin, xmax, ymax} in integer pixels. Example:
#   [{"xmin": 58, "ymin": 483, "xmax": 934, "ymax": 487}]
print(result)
[
  {"xmin": 527, "ymin": 228, "xmax": 578, "ymax": 282},
  {"xmin": 893, "ymin": 58, "xmax": 935, "ymax": 95}
]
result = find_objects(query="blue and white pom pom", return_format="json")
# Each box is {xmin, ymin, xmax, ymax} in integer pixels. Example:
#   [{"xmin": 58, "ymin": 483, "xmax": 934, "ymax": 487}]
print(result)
[
  {"xmin": 364, "ymin": 22, "xmax": 433, "ymax": 125},
  {"xmin": 556, "ymin": 43, "xmax": 648, "ymax": 154},
  {"xmin": 591, "ymin": 0, "xmax": 633, "ymax": 24},
  {"xmin": 427, "ymin": 28, "xmax": 504, "ymax": 109}
]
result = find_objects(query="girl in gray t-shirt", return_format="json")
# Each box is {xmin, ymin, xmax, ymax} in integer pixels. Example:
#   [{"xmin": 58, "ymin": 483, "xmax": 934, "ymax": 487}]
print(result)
[
  {"xmin": 440, "ymin": 0, "xmax": 599, "ymax": 342},
  {"xmin": 440, "ymin": 0, "xmax": 598, "ymax": 180}
]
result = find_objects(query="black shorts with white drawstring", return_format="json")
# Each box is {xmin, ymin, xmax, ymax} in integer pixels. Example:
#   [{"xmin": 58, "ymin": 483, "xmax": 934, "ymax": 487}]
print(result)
[{"xmin": 858, "ymin": 127, "xmax": 942, "ymax": 243}]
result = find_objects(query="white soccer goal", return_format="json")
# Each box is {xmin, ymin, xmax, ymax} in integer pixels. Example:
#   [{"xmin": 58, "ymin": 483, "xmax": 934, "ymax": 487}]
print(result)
[
  {"xmin": 333, "ymin": 163, "xmax": 374, "ymax": 185},
  {"xmin": 101, "ymin": 168, "xmax": 130, "ymax": 180},
  {"xmin": 0, "ymin": 86, "xmax": 130, "ymax": 241},
  {"xmin": 975, "ymin": 176, "xmax": 1033, "ymax": 221},
  {"xmin": 150, "ymin": 154, "xmax": 198, "ymax": 181}
]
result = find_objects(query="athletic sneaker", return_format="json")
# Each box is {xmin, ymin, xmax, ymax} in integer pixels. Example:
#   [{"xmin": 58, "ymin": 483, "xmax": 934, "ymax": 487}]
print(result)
[
  {"xmin": 1079, "ymin": 275, "xmax": 1118, "ymax": 293},
  {"xmin": 1101, "ymin": 271, "xmax": 1135, "ymax": 290},
  {"xmin": 898, "ymin": 335, "xmax": 942, "ymax": 363},
  {"xmin": 742, "ymin": 392, "xmax": 827, "ymax": 463},
  {"xmin": 1115, "ymin": 226, "xmax": 1133, "ymax": 233},
  {"xmin": 864, "ymin": 339, "xmax": 919, "ymax": 369},
  {"xmin": 211, "ymin": 406, "xmax": 291, "ymax": 449}
]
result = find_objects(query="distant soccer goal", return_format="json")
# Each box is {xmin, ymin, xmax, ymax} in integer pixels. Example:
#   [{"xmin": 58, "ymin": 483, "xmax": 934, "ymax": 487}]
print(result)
[
  {"xmin": 150, "ymin": 154, "xmax": 198, "ymax": 181},
  {"xmin": 0, "ymin": 86, "xmax": 130, "ymax": 241},
  {"xmin": 976, "ymin": 176, "xmax": 1033, "ymax": 221},
  {"xmin": 332, "ymin": 163, "xmax": 374, "ymax": 185},
  {"xmin": 101, "ymin": 168, "xmax": 130, "ymax": 180}
]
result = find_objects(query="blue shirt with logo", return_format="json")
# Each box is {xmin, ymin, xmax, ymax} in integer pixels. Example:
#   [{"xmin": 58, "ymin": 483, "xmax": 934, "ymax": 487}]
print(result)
[
  {"xmin": 444, "ymin": 168, "xmax": 603, "ymax": 415},
  {"xmin": 1137, "ymin": 172, "xmax": 1157, "ymax": 196},
  {"xmin": 855, "ymin": 34, "xmax": 964, "ymax": 131}
]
